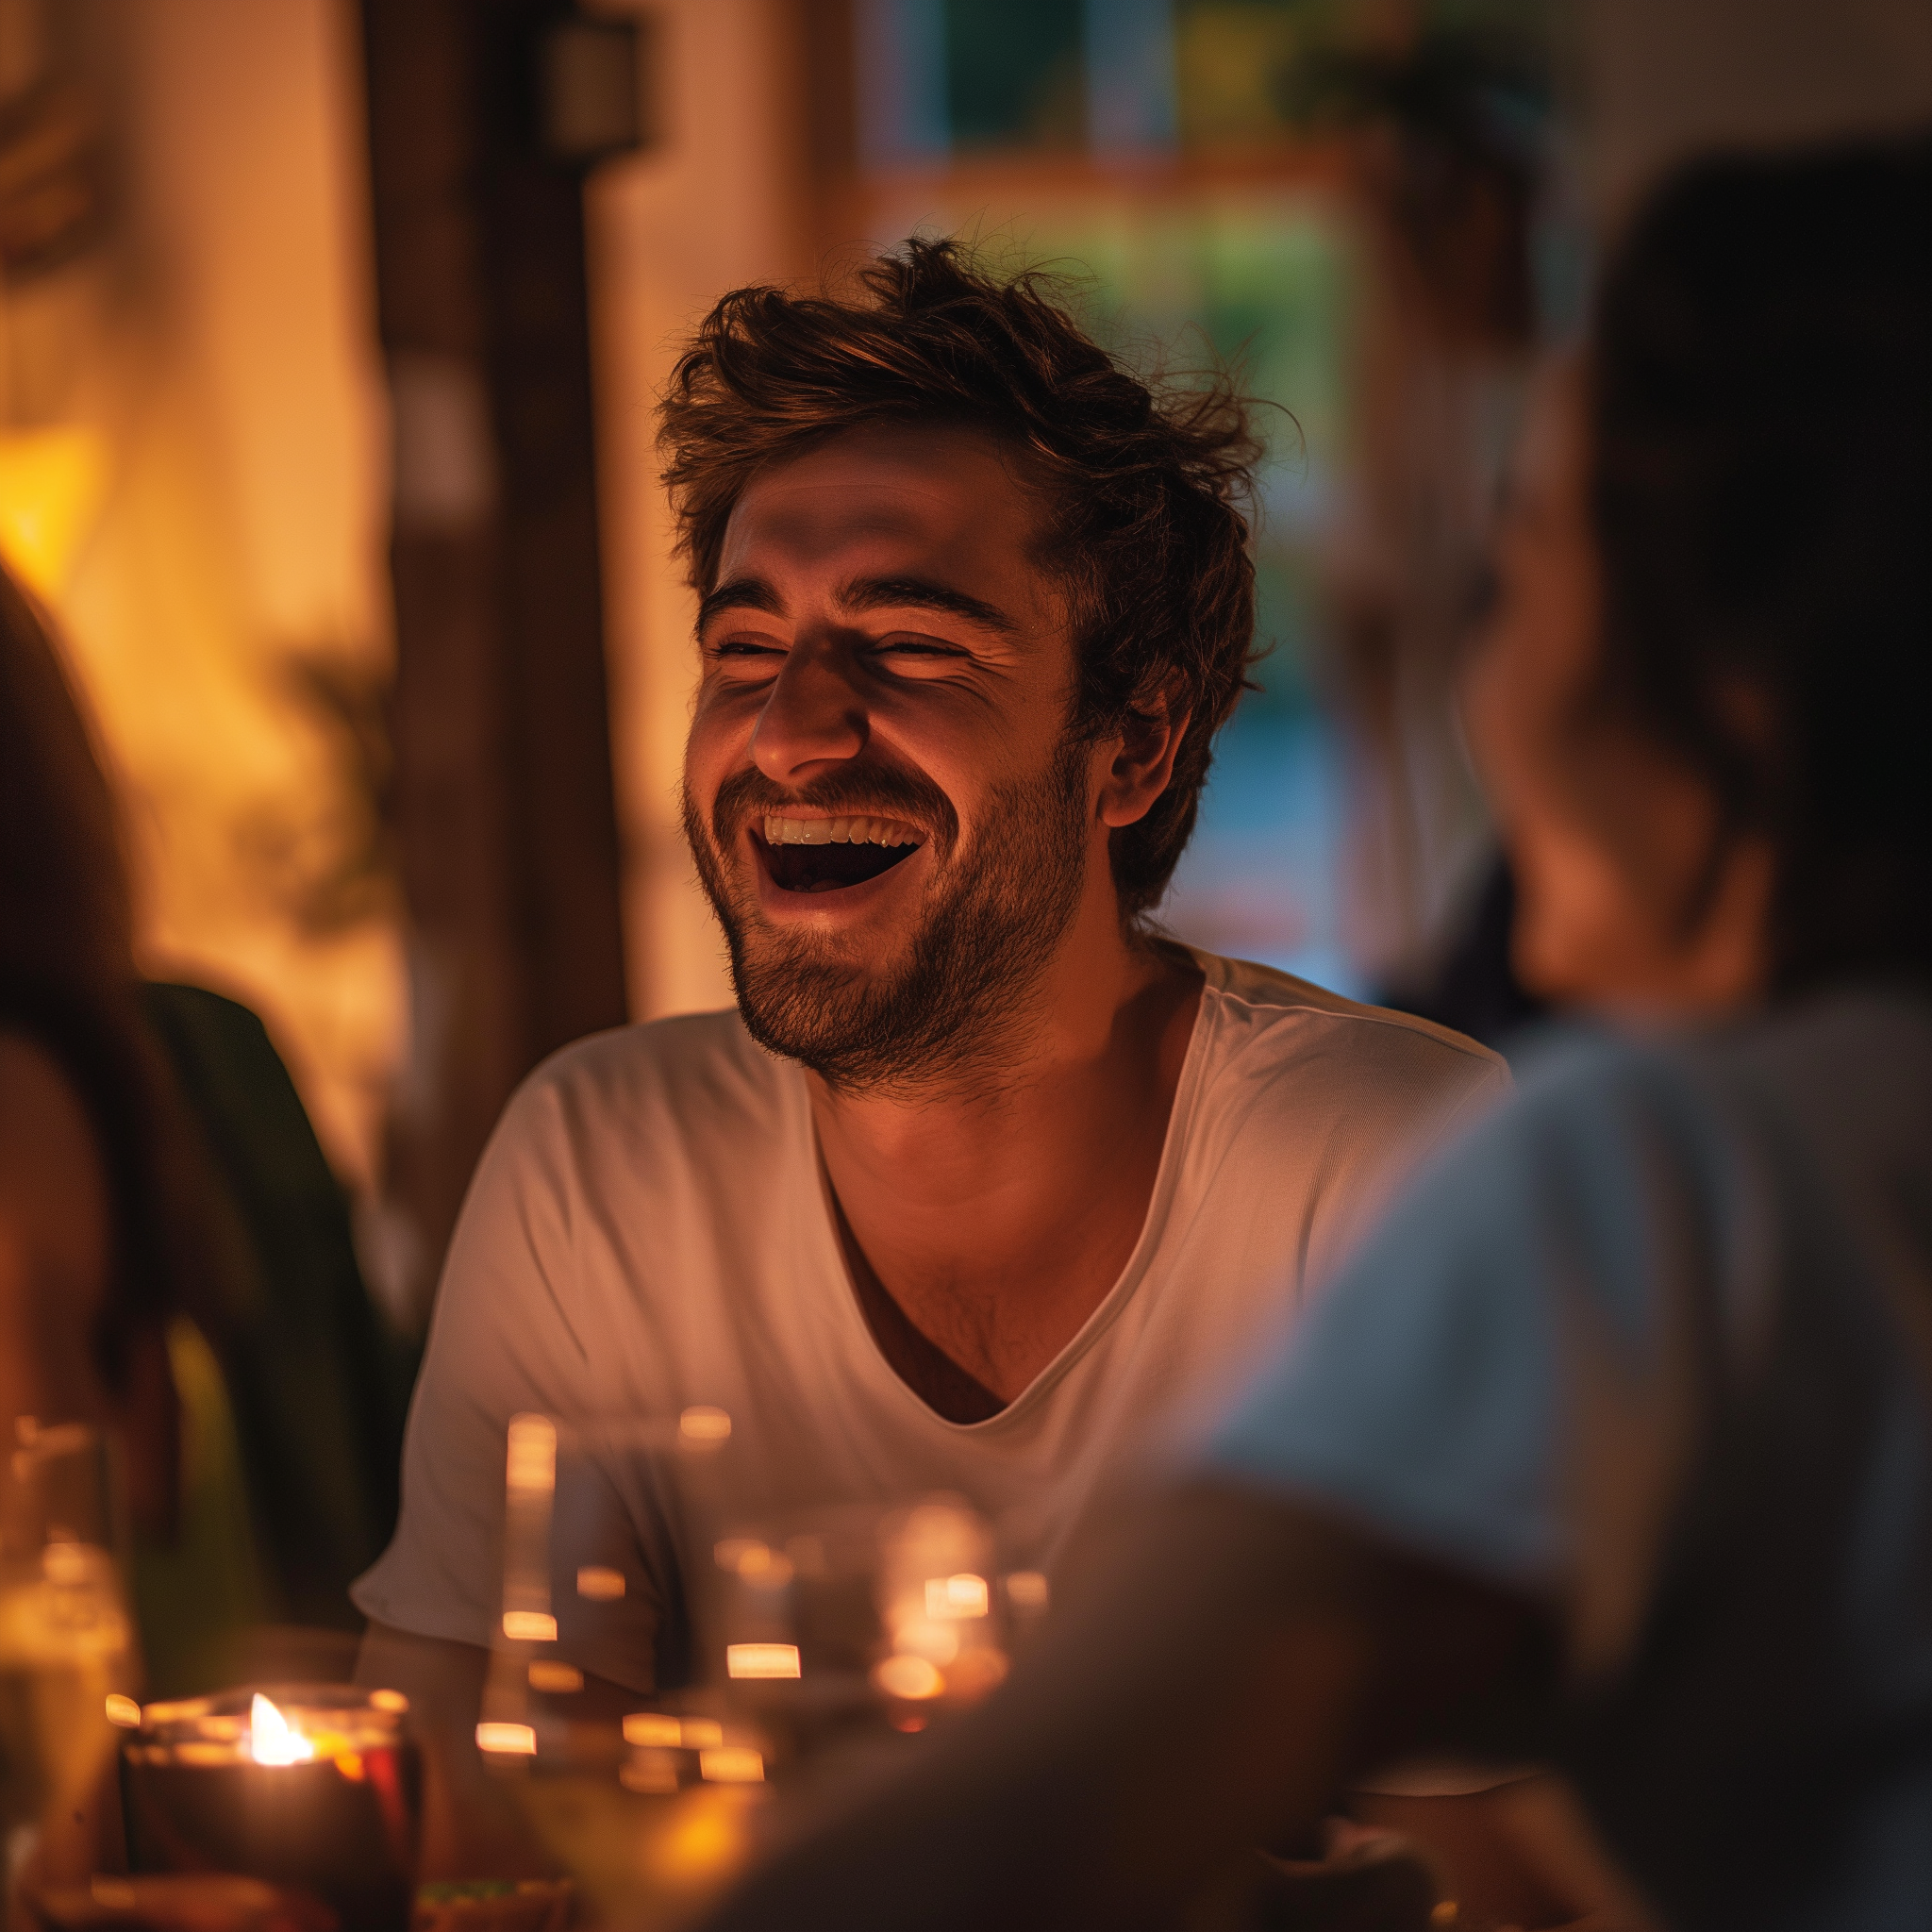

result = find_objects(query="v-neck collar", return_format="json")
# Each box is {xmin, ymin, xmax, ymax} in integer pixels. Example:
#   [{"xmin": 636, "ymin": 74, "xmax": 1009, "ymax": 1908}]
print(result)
[{"xmin": 796, "ymin": 951, "xmax": 1222, "ymax": 1435}]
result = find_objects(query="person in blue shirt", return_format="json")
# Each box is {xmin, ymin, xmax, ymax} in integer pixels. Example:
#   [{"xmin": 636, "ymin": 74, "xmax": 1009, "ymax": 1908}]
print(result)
[{"xmin": 691, "ymin": 128, "xmax": 1932, "ymax": 1932}]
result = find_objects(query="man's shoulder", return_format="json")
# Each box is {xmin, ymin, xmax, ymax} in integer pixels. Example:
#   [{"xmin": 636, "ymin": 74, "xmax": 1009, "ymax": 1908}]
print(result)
[
  {"xmin": 1192, "ymin": 949, "xmax": 1508, "ymax": 1094},
  {"xmin": 505, "ymin": 1006, "xmax": 800, "ymax": 1146},
  {"xmin": 1171, "ymin": 952, "xmax": 1509, "ymax": 1208}
]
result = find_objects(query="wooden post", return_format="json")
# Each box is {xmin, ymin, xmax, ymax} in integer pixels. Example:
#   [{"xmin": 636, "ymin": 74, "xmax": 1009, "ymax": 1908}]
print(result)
[{"xmin": 360, "ymin": 0, "xmax": 630, "ymax": 1315}]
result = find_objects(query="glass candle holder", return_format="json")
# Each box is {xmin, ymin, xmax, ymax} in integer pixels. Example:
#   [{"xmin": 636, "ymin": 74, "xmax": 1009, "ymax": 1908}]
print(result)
[{"xmin": 119, "ymin": 1684, "xmax": 422, "ymax": 1932}]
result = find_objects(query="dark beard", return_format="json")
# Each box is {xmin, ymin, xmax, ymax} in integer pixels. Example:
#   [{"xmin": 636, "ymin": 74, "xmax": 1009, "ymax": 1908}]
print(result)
[{"xmin": 682, "ymin": 742, "xmax": 1091, "ymax": 1095}]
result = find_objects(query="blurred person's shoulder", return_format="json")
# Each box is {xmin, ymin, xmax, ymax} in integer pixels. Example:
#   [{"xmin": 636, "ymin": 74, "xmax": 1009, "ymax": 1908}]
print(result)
[
  {"xmin": 1644, "ymin": 984, "xmax": 1932, "ymax": 1206},
  {"xmin": 1719, "ymin": 982, "xmax": 1932, "ymax": 1124},
  {"xmin": 1507, "ymin": 982, "xmax": 1932, "ymax": 1141},
  {"xmin": 1409, "ymin": 988, "xmax": 1932, "ymax": 1296},
  {"xmin": 1186, "ymin": 947, "xmax": 1509, "ymax": 1141}
]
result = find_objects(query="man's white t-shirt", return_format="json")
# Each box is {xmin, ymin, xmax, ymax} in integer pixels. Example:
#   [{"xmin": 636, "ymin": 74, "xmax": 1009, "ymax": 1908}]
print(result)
[{"xmin": 353, "ymin": 950, "xmax": 1506, "ymax": 1688}]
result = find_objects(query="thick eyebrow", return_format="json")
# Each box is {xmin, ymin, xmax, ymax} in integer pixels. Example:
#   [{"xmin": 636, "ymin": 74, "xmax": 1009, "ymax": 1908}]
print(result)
[
  {"xmin": 696, "ymin": 571, "xmax": 1022, "ymax": 639},
  {"xmin": 697, "ymin": 575, "xmax": 785, "ymax": 632},
  {"xmin": 836, "ymin": 575, "xmax": 1020, "ymax": 636}
]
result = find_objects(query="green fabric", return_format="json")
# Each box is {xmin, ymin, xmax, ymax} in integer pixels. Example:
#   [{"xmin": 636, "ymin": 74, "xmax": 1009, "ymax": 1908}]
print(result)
[
  {"xmin": 140, "ymin": 983, "xmax": 415, "ymax": 1638},
  {"xmin": 130, "ymin": 1318, "xmax": 266, "ymax": 1697}
]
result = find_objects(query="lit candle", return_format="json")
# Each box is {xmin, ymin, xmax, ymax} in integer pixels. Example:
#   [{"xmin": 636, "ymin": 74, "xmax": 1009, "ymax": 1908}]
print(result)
[
  {"xmin": 119, "ymin": 1685, "xmax": 422, "ymax": 1932},
  {"xmin": 247, "ymin": 1694, "xmax": 316, "ymax": 1766}
]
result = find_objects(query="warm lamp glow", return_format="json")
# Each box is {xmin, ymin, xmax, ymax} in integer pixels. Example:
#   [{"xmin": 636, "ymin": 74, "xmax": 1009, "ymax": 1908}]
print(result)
[
  {"xmin": 105, "ymin": 1693, "xmax": 142, "ymax": 1728},
  {"xmin": 697, "ymin": 1747, "xmax": 763, "ymax": 1784},
  {"xmin": 679, "ymin": 1406, "xmax": 732, "ymax": 1442},
  {"xmin": 0, "ymin": 427, "xmax": 107, "ymax": 600},
  {"xmin": 248, "ymin": 1694, "xmax": 315, "ymax": 1766}
]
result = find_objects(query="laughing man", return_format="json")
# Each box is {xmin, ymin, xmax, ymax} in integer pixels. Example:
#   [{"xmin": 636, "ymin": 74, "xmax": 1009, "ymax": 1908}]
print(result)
[{"xmin": 354, "ymin": 243, "xmax": 1504, "ymax": 1735}]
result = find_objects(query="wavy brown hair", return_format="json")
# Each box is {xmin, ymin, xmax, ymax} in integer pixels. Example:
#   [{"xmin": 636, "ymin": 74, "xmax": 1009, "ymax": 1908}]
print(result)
[{"xmin": 658, "ymin": 238, "xmax": 1264, "ymax": 919}]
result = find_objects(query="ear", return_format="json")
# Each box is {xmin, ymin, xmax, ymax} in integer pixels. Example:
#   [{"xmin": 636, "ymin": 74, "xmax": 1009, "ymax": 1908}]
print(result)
[{"xmin": 1096, "ymin": 688, "xmax": 1192, "ymax": 830}]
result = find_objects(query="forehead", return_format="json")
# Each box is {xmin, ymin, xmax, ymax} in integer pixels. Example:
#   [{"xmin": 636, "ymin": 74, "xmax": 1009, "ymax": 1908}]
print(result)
[{"xmin": 714, "ymin": 422, "xmax": 1048, "ymax": 584}]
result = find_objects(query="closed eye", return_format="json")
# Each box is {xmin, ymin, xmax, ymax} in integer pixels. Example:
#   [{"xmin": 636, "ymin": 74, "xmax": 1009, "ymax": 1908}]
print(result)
[{"xmin": 871, "ymin": 635, "xmax": 969, "ymax": 662}]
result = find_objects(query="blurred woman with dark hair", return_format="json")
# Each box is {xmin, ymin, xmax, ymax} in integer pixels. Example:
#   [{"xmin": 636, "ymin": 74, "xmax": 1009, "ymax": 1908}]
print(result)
[
  {"xmin": 688, "ymin": 133, "xmax": 1932, "ymax": 1932},
  {"xmin": 0, "ymin": 567, "xmax": 201, "ymax": 1542},
  {"xmin": 0, "ymin": 570, "xmax": 408, "ymax": 1707}
]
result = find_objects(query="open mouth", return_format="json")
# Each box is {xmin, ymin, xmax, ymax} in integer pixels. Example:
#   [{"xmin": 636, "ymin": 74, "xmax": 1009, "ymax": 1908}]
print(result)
[{"xmin": 756, "ymin": 813, "xmax": 925, "ymax": 895}]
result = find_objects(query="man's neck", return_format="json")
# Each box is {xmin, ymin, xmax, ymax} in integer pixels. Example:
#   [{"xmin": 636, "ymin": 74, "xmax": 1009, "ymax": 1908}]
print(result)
[{"xmin": 808, "ymin": 891, "xmax": 1204, "ymax": 1417}]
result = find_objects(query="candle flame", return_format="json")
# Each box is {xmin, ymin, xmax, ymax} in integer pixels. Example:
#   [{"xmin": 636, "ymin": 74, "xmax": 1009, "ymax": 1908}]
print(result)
[{"xmin": 249, "ymin": 1694, "xmax": 315, "ymax": 1766}]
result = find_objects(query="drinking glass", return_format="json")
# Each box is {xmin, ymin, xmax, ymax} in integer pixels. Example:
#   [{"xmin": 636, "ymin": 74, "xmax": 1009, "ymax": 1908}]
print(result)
[
  {"xmin": 477, "ymin": 1412, "xmax": 771, "ymax": 1930},
  {"xmin": 0, "ymin": 1421, "xmax": 136, "ymax": 1914},
  {"xmin": 474, "ymin": 1411, "xmax": 1049, "ymax": 1925},
  {"xmin": 118, "ymin": 1683, "xmax": 422, "ymax": 1932},
  {"xmin": 712, "ymin": 1493, "xmax": 1019, "ymax": 1743}
]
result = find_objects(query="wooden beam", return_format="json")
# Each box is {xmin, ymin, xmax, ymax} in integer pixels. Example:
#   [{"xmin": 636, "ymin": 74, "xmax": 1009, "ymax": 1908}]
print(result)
[{"xmin": 360, "ymin": 0, "xmax": 629, "ymax": 1312}]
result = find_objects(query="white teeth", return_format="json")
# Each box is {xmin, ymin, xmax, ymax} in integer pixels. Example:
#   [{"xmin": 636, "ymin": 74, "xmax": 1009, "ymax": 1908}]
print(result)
[{"xmin": 762, "ymin": 814, "xmax": 922, "ymax": 848}]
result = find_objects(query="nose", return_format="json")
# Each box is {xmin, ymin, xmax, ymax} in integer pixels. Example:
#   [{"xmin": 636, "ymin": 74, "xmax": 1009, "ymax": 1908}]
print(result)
[{"xmin": 751, "ymin": 637, "xmax": 867, "ymax": 785}]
